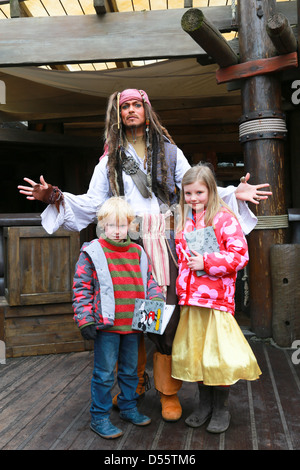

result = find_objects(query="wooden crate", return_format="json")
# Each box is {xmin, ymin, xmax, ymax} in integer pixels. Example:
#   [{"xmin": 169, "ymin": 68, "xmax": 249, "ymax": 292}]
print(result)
[
  {"xmin": 0, "ymin": 225, "xmax": 92, "ymax": 357},
  {"xmin": 4, "ymin": 226, "xmax": 79, "ymax": 306},
  {"xmin": 3, "ymin": 302, "xmax": 90, "ymax": 357}
]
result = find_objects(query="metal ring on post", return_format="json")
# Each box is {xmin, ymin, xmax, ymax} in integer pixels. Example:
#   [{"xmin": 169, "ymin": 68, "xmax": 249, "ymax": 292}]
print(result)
[{"xmin": 239, "ymin": 110, "xmax": 286, "ymax": 123}]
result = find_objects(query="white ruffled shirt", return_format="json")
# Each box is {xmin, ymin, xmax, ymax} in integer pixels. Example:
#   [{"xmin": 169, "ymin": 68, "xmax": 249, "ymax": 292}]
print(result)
[{"xmin": 41, "ymin": 143, "xmax": 257, "ymax": 235}]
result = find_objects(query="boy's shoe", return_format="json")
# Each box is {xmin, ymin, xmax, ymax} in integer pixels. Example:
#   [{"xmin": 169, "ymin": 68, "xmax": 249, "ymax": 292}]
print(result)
[
  {"xmin": 119, "ymin": 407, "xmax": 151, "ymax": 426},
  {"xmin": 90, "ymin": 417, "xmax": 123, "ymax": 439}
]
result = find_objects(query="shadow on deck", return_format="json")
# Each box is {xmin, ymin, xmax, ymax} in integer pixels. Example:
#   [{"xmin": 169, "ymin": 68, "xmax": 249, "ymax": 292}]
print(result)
[{"xmin": 0, "ymin": 333, "xmax": 299, "ymax": 451}]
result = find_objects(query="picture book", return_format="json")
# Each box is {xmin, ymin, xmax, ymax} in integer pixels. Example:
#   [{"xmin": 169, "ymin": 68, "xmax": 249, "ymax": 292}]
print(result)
[
  {"xmin": 132, "ymin": 299, "xmax": 175, "ymax": 335},
  {"xmin": 184, "ymin": 226, "xmax": 219, "ymax": 276}
]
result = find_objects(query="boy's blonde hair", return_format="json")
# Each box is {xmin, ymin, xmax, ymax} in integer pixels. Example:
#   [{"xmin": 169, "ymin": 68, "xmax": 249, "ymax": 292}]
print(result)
[
  {"xmin": 176, "ymin": 163, "xmax": 235, "ymax": 232},
  {"xmin": 97, "ymin": 197, "xmax": 135, "ymax": 230}
]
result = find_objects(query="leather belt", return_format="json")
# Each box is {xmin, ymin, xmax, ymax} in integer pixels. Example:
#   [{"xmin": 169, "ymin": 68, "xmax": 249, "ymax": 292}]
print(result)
[{"xmin": 165, "ymin": 214, "xmax": 175, "ymax": 231}]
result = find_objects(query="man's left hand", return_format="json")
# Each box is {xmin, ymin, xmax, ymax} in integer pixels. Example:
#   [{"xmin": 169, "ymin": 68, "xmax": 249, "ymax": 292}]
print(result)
[{"xmin": 235, "ymin": 172, "xmax": 272, "ymax": 204}]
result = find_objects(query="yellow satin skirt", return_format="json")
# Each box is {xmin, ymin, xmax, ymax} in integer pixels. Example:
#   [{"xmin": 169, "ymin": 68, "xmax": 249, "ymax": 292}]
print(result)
[{"xmin": 171, "ymin": 306, "xmax": 262, "ymax": 386}]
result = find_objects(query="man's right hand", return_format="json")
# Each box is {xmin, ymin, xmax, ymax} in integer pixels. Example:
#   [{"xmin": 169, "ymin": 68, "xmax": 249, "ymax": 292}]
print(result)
[{"xmin": 18, "ymin": 175, "xmax": 49, "ymax": 201}]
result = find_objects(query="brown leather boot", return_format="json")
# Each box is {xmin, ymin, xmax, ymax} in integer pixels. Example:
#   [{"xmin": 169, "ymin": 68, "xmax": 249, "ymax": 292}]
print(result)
[
  {"xmin": 153, "ymin": 352, "xmax": 182, "ymax": 422},
  {"xmin": 159, "ymin": 393, "xmax": 182, "ymax": 422}
]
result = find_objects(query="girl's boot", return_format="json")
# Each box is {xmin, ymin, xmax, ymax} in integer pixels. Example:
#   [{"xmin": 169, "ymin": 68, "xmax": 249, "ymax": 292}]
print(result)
[
  {"xmin": 185, "ymin": 383, "xmax": 213, "ymax": 428},
  {"xmin": 206, "ymin": 386, "xmax": 231, "ymax": 433}
]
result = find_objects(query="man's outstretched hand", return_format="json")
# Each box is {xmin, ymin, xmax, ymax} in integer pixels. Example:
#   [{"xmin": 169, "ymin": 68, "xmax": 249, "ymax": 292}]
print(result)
[
  {"xmin": 235, "ymin": 172, "xmax": 272, "ymax": 204},
  {"xmin": 18, "ymin": 175, "xmax": 49, "ymax": 201}
]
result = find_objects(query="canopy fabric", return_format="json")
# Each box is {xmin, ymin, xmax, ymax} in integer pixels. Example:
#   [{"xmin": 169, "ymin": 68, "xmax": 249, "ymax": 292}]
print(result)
[{"xmin": 0, "ymin": 58, "xmax": 239, "ymax": 122}]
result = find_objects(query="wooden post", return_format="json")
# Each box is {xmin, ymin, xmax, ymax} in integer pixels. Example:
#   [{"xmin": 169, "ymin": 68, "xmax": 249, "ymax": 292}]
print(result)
[
  {"xmin": 298, "ymin": 0, "xmax": 300, "ymax": 78},
  {"xmin": 181, "ymin": 8, "xmax": 239, "ymax": 67},
  {"xmin": 266, "ymin": 12, "xmax": 297, "ymax": 54},
  {"xmin": 10, "ymin": 0, "xmax": 25, "ymax": 18},
  {"xmin": 237, "ymin": 0, "xmax": 290, "ymax": 338},
  {"xmin": 93, "ymin": 0, "xmax": 118, "ymax": 14}
]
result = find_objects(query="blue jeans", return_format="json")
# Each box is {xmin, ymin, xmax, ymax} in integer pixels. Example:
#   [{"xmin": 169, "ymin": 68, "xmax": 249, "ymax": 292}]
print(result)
[{"xmin": 90, "ymin": 331, "xmax": 140, "ymax": 421}]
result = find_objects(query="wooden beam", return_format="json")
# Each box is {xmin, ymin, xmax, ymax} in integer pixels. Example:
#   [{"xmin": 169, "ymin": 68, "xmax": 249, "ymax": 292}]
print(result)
[
  {"xmin": 180, "ymin": 141, "xmax": 241, "ymax": 154},
  {"xmin": 181, "ymin": 8, "xmax": 239, "ymax": 67},
  {"xmin": 216, "ymin": 52, "xmax": 298, "ymax": 84},
  {"xmin": 0, "ymin": 6, "xmax": 241, "ymax": 66},
  {"xmin": 0, "ymin": 10, "xmax": 208, "ymax": 66},
  {"xmin": 0, "ymin": 128, "xmax": 99, "ymax": 148},
  {"xmin": 266, "ymin": 12, "xmax": 298, "ymax": 55},
  {"xmin": 172, "ymin": 132, "xmax": 239, "ymax": 145},
  {"xmin": 156, "ymin": 104, "xmax": 241, "ymax": 125},
  {"xmin": 0, "ymin": 3, "xmax": 295, "ymax": 67},
  {"xmin": 0, "ymin": 0, "xmax": 26, "ymax": 3}
]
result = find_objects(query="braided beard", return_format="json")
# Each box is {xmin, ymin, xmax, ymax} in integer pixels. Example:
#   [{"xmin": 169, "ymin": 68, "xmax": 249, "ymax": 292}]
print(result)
[{"xmin": 127, "ymin": 127, "xmax": 138, "ymax": 144}]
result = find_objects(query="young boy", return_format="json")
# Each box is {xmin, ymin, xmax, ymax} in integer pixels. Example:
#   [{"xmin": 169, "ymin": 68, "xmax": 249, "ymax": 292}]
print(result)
[{"xmin": 73, "ymin": 197, "xmax": 164, "ymax": 439}]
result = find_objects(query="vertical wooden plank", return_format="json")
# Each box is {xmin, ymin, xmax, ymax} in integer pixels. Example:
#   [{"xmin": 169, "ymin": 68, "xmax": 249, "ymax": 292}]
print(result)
[
  {"xmin": 4, "ymin": 227, "xmax": 20, "ymax": 305},
  {"xmin": 249, "ymin": 343, "xmax": 288, "ymax": 449},
  {"xmin": 270, "ymin": 244, "xmax": 300, "ymax": 347},
  {"xmin": 0, "ymin": 298, "xmax": 7, "ymax": 363},
  {"xmin": 298, "ymin": 0, "xmax": 300, "ymax": 48},
  {"xmin": 224, "ymin": 380, "xmax": 254, "ymax": 450}
]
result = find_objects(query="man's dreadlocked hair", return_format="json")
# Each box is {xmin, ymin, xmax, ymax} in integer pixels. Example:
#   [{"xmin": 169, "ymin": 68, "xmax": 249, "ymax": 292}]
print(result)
[{"xmin": 104, "ymin": 91, "xmax": 176, "ymax": 205}]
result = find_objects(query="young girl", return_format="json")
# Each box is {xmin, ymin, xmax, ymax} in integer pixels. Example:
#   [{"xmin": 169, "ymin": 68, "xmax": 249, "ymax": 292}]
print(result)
[
  {"xmin": 73, "ymin": 197, "xmax": 164, "ymax": 439},
  {"xmin": 172, "ymin": 164, "xmax": 261, "ymax": 434}
]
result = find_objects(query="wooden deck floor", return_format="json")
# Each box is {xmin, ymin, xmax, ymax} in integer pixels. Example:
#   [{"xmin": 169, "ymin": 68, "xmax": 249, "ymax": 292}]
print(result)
[{"xmin": 0, "ymin": 332, "xmax": 299, "ymax": 451}]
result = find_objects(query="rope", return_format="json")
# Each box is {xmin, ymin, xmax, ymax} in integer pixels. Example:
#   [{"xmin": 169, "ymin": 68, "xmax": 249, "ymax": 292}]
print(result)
[
  {"xmin": 239, "ymin": 118, "xmax": 287, "ymax": 140},
  {"xmin": 254, "ymin": 214, "xmax": 289, "ymax": 230}
]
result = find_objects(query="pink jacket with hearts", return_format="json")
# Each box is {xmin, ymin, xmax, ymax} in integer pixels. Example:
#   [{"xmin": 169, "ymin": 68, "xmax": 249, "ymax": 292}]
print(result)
[{"xmin": 175, "ymin": 208, "xmax": 249, "ymax": 315}]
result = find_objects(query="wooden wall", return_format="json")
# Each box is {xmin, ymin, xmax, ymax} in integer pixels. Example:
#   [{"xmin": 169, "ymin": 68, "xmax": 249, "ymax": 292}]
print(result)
[
  {"xmin": 0, "ymin": 134, "xmax": 100, "ymax": 357},
  {"xmin": 64, "ymin": 94, "xmax": 245, "ymax": 185}
]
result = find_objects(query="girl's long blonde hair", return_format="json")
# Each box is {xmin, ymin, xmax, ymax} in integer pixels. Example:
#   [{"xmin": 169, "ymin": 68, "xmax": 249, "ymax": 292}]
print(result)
[{"xmin": 176, "ymin": 163, "xmax": 235, "ymax": 233}]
